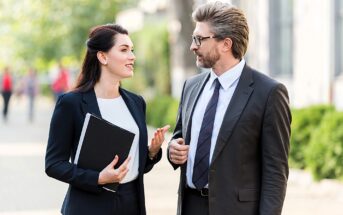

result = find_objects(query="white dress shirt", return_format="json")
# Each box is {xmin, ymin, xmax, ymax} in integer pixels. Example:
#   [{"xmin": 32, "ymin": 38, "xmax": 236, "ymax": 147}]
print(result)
[
  {"xmin": 186, "ymin": 59, "xmax": 245, "ymax": 188},
  {"xmin": 97, "ymin": 96, "xmax": 140, "ymax": 184}
]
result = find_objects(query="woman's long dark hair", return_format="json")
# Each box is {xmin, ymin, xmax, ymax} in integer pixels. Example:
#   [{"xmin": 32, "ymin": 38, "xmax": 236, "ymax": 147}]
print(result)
[{"xmin": 74, "ymin": 24, "xmax": 128, "ymax": 92}]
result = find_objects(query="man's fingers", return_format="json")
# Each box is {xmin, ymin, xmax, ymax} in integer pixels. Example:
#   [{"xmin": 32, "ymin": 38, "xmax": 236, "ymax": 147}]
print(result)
[
  {"xmin": 172, "ymin": 142, "xmax": 189, "ymax": 151},
  {"xmin": 176, "ymin": 138, "xmax": 185, "ymax": 145},
  {"xmin": 171, "ymin": 155, "xmax": 188, "ymax": 164}
]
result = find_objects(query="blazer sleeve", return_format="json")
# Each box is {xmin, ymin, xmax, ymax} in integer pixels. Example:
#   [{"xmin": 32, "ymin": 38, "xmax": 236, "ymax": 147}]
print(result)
[
  {"xmin": 45, "ymin": 94, "xmax": 102, "ymax": 194},
  {"xmin": 260, "ymin": 84, "xmax": 291, "ymax": 215},
  {"xmin": 167, "ymin": 81, "xmax": 187, "ymax": 170},
  {"xmin": 138, "ymin": 95, "xmax": 163, "ymax": 173}
]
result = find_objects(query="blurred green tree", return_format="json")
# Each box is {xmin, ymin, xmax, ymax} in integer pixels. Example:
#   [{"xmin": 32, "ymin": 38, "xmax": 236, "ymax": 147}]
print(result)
[
  {"xmin": 0, "ymin": 0, "xmax": 134, "ymax": 70},
  {"xmin": 124, "ymin": 22, "xmax": 170, "ymax": 95}
]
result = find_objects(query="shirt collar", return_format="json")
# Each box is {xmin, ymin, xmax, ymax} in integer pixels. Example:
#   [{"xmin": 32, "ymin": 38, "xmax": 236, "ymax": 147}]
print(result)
[{"xmin": 209, "ymin": 58, "xmax": 245, "ymax": 91}]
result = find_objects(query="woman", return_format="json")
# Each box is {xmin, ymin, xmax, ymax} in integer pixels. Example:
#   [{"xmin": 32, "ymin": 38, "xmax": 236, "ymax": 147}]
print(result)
[{"xmin": 45, "ymin": 24, "xmax": 169, "ymax": 215}]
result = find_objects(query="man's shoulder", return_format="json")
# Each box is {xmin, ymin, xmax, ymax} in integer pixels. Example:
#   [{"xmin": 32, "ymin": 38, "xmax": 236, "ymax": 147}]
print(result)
[
  {"xmin": 186, "ymin": 71, "xmax": 210, "ymax": 86},
  {"xmin": 247, "ymin": 66, "xmax": 281, "ymax": 89}
]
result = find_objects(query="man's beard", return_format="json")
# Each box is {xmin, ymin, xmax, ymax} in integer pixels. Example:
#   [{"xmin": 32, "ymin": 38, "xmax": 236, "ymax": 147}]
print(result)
[{"xmin": 195, "ymin": 48, "xmax": 220, "ymax": 68}]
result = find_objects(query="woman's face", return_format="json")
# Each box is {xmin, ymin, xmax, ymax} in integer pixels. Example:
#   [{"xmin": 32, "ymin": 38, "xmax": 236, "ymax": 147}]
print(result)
[{"xmin": 103, "ymin": 34, "xmax": 135, "ymax": 80}]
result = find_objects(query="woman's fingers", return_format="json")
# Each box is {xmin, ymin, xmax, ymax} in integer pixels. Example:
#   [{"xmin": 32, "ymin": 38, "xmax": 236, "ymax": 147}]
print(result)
[
  {"xmin": 109, "ymin": 155, "xmax": 119, "ymax": 168},
  {"xmin": 118, "ymin": 156, "xmax": 131, "ymax": 171}
]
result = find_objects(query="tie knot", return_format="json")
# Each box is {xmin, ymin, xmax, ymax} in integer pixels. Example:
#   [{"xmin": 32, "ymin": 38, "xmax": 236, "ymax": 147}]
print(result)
[{"xmin": 214, "ymin": 78, "xmax": 221, "ymax": 91}]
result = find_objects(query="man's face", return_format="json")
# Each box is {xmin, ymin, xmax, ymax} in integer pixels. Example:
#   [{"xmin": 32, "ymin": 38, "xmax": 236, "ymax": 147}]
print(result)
[{"xmin": 190, "ymin": 22, "xmax": 220, "ymax": 68}]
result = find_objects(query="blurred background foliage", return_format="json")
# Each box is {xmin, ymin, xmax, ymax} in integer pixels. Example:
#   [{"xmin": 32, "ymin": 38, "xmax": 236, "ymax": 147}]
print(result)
[
  {"xmin": 290, "ymin": 105, "xmax": 343, "ymax": 181},
  {"xmin": 123, "ymin": 21, "xmax": 171, "ymax": 96},
  {"xmin": 0, "ymin": 0, "xmax": 136, "ymax": 71}
]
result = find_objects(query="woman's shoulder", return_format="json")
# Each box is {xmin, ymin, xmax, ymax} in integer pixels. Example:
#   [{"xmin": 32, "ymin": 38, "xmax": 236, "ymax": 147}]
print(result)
[
  {"xmin": 120, "ymin": 88, "xmax": 144, "ymax": 101},
  {"xmin": 56, "ymin": 90, "xmax": 83, "ymax": 105}
]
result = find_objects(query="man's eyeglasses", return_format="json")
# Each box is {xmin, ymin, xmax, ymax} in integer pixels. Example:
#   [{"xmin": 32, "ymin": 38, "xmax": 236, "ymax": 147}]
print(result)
[{"xmin": 192, "ymin": 35, "xmax": 218, "ymax": 46}]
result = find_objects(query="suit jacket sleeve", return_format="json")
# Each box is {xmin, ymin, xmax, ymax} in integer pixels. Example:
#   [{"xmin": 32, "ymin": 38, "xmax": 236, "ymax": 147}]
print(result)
[
  {"xmin": 260, "ymin": 84, "xmax": 291, "ymax": 215},
  {"xmin": 167, "ymin": 81, "xmax": 187, "ymax": 170},
  {"xmin": 45, "ymin": 94, "xmax": 102, "ymax": 194}
]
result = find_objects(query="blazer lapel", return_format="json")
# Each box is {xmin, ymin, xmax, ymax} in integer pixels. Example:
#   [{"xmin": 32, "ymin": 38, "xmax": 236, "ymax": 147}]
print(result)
[
  {"xmin": 184, "ymin": 72, "xmax": 210, "ymax": 144},
  {"xmin": 211, "ymin": 65, "xmax": 254, "ymax": 163},
  {"xmin": 81, "ymin": 89, "xmax": 102, "ymax": 117},
  {"xmin": 119, "ymin": 88, "xmax": 145, "ymax": 136},
  {"xmin": 119, "ymin": 88, "xmax": 147, "ymax": 172}
]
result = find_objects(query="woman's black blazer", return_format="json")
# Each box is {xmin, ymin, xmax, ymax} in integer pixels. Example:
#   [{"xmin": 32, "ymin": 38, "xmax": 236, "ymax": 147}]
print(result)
[{"xmin": 45, "ymin": 88, "xmax": 161, "ymax": 215}]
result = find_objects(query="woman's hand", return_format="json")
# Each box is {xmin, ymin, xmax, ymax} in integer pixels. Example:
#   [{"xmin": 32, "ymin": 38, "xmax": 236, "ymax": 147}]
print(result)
[
  {"xmin": 148, "ymin": 125, "xmax": 170, "ymax": 159},
  {"xmin": 98, "ymin": 155, "xmax": 131, "ymax": 185}
]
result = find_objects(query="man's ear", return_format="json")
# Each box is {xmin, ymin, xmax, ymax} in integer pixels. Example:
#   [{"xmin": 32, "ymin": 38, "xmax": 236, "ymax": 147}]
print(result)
[
  {"xmin": 222, "ymin": 38, "xmax": 233, "ymax": 52},
  {"xmin": 97, "ymin": 51, "xmax": 108, "ymax": 65}
]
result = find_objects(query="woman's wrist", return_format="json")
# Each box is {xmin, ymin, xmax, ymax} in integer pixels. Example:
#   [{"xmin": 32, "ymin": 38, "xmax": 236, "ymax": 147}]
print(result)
[
  {"xmin": 148, "ymin": 147, "xmax": 159, "ymax": 160},
  {"xmin": 98, "ymin": 172, "xmax": 105, "ymax": 185}
]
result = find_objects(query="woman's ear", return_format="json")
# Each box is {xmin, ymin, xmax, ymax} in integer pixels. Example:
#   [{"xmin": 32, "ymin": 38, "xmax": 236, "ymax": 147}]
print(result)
[{"xmin": 97, "ymin": 51, "xmax": 108, "ymax": 65}]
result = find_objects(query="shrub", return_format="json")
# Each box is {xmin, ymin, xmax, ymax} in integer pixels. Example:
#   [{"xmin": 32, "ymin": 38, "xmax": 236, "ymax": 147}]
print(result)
[
  {"xmin": 146, "ymin": 96, "xmax": 179, "ymax": 131},
  {"xmin": 305, "ymin": 111, "xmax": 343, "ymax": 180},
  {"xmin": 289, "ymin": 105, "xmax": 334, "ymax": 168}
]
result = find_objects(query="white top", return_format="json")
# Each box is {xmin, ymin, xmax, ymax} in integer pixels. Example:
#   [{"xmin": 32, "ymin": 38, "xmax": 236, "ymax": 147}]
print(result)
[
  {"xmin": 186, "ymin": 59, "xmax": 245, "ymax": 188},
  {"xmin": 97, "ymin": 96, "xmax": 139, "ymax": 184}
]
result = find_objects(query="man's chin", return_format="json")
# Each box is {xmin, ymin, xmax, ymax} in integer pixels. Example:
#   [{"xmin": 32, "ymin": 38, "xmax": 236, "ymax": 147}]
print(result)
[{"xmin": 196, "ymin": 61, "xmax": 210, "ymax": 69}]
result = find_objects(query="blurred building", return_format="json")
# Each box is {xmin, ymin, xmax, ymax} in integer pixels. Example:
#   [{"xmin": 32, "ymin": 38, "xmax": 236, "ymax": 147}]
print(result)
[
  {"xmin": 118, "ymin": 0, "xmax": 343, "ymax": 109},
  {"xmin": 227, "ymin": 0, "xmax": 343, "ymax": 109}
]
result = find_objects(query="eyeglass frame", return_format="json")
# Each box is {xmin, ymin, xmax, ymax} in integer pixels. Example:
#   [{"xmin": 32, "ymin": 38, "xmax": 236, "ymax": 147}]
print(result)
[{"xmin": 192, "ymin": 35, "xmax": 219, "ymax": 46}]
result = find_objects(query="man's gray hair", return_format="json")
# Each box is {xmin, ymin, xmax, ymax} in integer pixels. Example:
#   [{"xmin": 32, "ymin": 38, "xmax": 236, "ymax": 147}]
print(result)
[{"xmin": 192, "ymin": 1, "xmax": 249, "ymax": 59}]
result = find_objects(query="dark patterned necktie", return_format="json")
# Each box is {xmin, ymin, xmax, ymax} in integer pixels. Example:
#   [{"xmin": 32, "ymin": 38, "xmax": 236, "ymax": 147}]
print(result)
[{"xmin": 192, "ymin": 78, "xmax": 221, "ymax": 189}]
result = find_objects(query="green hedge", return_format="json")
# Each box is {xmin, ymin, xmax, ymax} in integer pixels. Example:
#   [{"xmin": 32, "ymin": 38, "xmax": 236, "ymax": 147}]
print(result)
[
  {"xmin": 305, "ymin": 112, "xmax": 343, "ymax": 180},
  {"xmin": 290, "ymin": 105, "xmax": 343, "ymax": 181},
  {"xmin": 146, "ymin": 95, "xmax": 179, "ymax": 131},
  {"xmin": 289, "ymin": 105, "xmax": 334, "ymax": 168}
]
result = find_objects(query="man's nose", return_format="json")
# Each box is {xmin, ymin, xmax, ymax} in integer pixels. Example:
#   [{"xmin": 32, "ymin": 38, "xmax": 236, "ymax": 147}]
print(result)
[{"xmin": 190, "ymin": 41, "xmax": 198, "ymax": 51}]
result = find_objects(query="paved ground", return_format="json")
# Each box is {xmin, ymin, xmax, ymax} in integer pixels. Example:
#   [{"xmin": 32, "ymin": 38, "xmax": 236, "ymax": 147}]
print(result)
[{"xmin": 0, "ymin": 96, "xmax": 343, "ymax": 215}]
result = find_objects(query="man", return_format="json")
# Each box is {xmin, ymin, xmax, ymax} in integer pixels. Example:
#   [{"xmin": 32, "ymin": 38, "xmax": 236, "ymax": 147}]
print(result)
[{"xmin": 168, "ymin": 2, "xmax": 291, "ymax": 215}]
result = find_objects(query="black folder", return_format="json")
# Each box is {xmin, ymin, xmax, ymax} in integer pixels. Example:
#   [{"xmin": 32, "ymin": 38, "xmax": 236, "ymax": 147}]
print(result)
[{"xmin": 74, "ymin": 113, "xmax": 135, "ymax": 192}]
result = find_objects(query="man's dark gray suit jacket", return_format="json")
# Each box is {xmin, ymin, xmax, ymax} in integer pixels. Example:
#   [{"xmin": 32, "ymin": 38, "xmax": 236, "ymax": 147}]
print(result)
[{"xmin": 169, "ymin": 64, "xmax": 291, "ymax": 215}]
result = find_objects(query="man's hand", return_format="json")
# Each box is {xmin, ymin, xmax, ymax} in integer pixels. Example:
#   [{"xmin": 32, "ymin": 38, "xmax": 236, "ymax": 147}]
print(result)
[{"xmin": 169, "ymin": 138, "xmax": 189, "ymax": 164}]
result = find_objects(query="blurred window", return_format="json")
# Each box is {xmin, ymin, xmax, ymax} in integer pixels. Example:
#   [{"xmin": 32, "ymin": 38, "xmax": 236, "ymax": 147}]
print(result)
[
  {"xmin": 269, "ymin": 0, "xmax": 293, "ymax": 78},
  {"xmin": 335, "ymin": 0, "xmax": 343, "ymax": 76}
]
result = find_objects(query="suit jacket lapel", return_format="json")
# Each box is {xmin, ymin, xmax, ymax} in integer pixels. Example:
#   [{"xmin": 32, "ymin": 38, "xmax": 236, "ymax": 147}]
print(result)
[
  {"xmin": 211, "ymin": 65, "xmax": 254, "ymax": 163},
  {"xmin": 184, "ymin": 72, "xmax": 210, "ymax": 144},
  {"xmin": 81, "ymin": 89, "xmax": 101, "ymax": 117}
]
